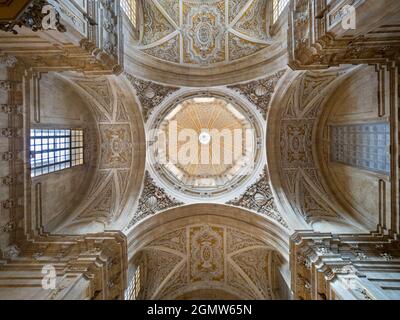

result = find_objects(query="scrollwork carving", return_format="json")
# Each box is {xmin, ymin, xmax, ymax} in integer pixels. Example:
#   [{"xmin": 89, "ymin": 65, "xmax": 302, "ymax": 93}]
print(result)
[
  {"xmin": 227, "ymin": 168, "xmax": 289, "ymax": 229},
  {"xmin": 127, "ymin": 172, "xmax": 183, "ymax": 229},
  {"xmin": 125, "ymin": 73, "xmax": 180, "ymax": 121}
]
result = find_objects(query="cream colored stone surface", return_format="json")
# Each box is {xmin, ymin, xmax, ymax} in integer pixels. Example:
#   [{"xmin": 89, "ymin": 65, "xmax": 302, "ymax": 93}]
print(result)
[
  {"xmin": 317, "ymin": 66, "xmax": 392, "ymax": 230},
  {"xmin": 0, "ymin": 0, "xmax": 399, "ymax": 300},
  {"xmin": 31, "ymin": 73, "xmax": 98, "ymax": 231}
]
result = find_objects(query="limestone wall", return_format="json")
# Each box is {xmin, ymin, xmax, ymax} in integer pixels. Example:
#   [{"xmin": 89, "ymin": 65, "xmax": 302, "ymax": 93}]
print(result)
[
  {"xmin": 31, "ymin": 73, "xmax": 98, "ymax": 232},
  {"xmin": 320, "ymin": 65, "xmax": 391, "ymax": 230}
]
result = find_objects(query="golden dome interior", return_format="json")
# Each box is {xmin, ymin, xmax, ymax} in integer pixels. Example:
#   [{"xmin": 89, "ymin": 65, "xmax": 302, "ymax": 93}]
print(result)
[{"xmin": 159, "ymin": 96, "xmax": 255, "ymax": 189}]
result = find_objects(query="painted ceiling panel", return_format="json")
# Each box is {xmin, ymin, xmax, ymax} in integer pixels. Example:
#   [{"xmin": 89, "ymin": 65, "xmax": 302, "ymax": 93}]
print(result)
[
  {"xmin": 137, "ymin": 0, "xmax": 271, "ymax": 66},
  {"xmin": 142, "ymin": 0, "xmax": 176, "ymax": 46}
]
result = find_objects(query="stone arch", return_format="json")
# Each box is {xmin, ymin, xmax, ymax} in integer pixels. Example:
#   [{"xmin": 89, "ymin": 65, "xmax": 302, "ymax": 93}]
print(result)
[
  {"xmin": 266, "ymin": 67, "xmax": 368, "ymax": 233},
  {"xmin": 50, "ymin": 73, "xmax": 147, "ymax": 234},
  {"xmin": 316, "ymin": 65, "xmax": 391, "ymax": 231},
  {"xmin": 126, "ymin": 204, "xmax": 290, "ymax": 300}
]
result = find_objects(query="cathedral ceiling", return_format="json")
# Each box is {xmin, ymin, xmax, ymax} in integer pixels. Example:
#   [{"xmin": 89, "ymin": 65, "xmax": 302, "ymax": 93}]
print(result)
[
  {"xmin": 45, "ymin": 67, "xmax": 367, "ymax": 236},
  {"xmin": 136, "ymin": 224, "xmax": 279, "ymax": 300},
  {"xmin": 123, "ymin": 70, "xmax": 293, "ymax": 229},
  {"xmin": 33, "ymin": 47, "xmax": 369, "ymax": 238},
  {"xmin": 53, "ymin": 75, "xmax": 146, "ymax": 233},
  {"xmin": 268, "ymin": 68, "xmax": 367, "ymax": 232},
  {"xmin": 136, "ymin": 0, "xmax": 271, "ymax": 66},
  {"xmin": 31, "ymin": 68, "xmax": 294, "ymax": 233},
  {"xmin": 147, "ymin": 93, "xmax": 263, "ymax": 202},
  {"xmin": 120, "ymin": 70, "xmax": 318, "ymax": 230}
]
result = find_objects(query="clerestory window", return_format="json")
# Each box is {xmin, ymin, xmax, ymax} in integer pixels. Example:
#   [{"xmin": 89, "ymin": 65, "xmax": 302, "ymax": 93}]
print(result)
[
  {"xmin": 30, "ymin": 129, "xmax": 84, "ymax": 177},
  {"xmin": 330, "ymin": 123, "xmax": 390, "ymax": 174}
]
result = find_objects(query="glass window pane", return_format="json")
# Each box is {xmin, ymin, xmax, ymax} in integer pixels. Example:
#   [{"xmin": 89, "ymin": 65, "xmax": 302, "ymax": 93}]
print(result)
[{"xmin": 30, "ymin": 128, "xmax": 84, "ymax": 177}]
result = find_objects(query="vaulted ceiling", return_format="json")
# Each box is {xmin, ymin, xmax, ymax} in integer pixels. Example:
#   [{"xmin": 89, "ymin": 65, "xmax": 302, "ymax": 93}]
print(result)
[
  {"xmin": 136, "ymin": 0, "xmax": 271, "ymax": 66},
  {"xmin": 135, "ymin": 223, "xmax": 282, "ymax": 300}
]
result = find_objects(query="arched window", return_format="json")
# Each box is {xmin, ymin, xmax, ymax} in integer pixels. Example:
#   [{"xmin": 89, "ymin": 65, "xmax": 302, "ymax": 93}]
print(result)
[
  {"xmin": 272, "ymin": 0, "xmax": 290, "ymax": 24},
  {"xmin": 121, "ymin": 0, "xmax": 138, "ymax": 28},
  {"xmin": 30, "ymin": 129, "xmax": 84, "ymax": 177}
]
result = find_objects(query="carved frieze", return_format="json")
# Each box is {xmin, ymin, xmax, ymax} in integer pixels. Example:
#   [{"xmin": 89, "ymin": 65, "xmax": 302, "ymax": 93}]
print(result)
[
  {"xmin": 1, "ymin": 245, "xmax": 20, "ymax": 259},
  {"xmin": 227, "ymin": 169, "xmax": 289, "ymax": 229},
  {"xmin": 1, "ymin": 128, "xmax": 18, "ymax": 138},
  {"xmin": 0, "ymin": 232, "xmax": 127, "ymax": 300},
  {"xmin": 190, "ymin": 225, "xmax": 224, "ymax": 282},
  {"xmin": 0, "ymin": 55, "xmax": 17, "ymax": 67},
  {"xmin": 0, "ymin": 220, "xmax": 15, "ymax": 233},
  {"xmin": 1, "ymin": 199, "xmax": 15, "ymax": 210},
  {"xmin": 182, "ymin": 2, "xmax": 226, "ymax": 65},
  {"xmin": 99, "ymin": 124, "xmax": 133, "ymax": 170},
  {"xmin": 1, "ymin": 104, "xmax": 21, "ymax": 114},
  {"xmin": 2, "ymin": 151, "xmax": 15, "ymax": 162},
  {"xmin": 75, "ymin": 177, "xmax": 116, "ymax": 223},
  {"xmin": 76, "ymin": 78, "xmax": 113, "ymax": 117},
  {"xmin": 0, "ymin": 0, "xmax": 66, "ymax": 34},
  {"xmin": 228, "ymin": 70, "xmax": 286, "ymax": 118},
  {"xmin": 143, "ymin": 249, "xmax": 182, "ymax": 300},
  {"xmin": 0, "ymin": 81, "xmax": 12, "ymax": 91},
  {"xmin": 278, "ymin": 72, "xmax": 342, "ymax": 223},
  {"xmin": 127, "ymin": 172, "xmax": 184, "ymax": 229},
  {"xmin": 231, "ymin": 247, "xmax": 273, "ymax": 299},
  {"xmin": 125, "ymin": 73, "xmax": 180, "ymax": 121},
  {"xmin": 0, "ymin": 0, "xmax": 123, "ymax": 74}
]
